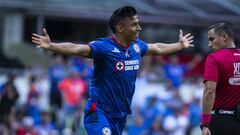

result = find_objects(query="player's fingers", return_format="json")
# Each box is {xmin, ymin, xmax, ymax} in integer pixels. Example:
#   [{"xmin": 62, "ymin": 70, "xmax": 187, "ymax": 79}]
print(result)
[
  {"xmin": 189, "ymin": 40, "xmax": 193, "ymax": 44},
  {"xmin": 32, "ymin": 33, "xmax": 42, "ymax": 38},
  {"xmin": 32, "ymin": 40, "xmax": 41, "ymax": 45},
  {"xmin": 32, "ymin": 38, "xmax": 40, "ymax": 43},
  {"xmin": 187, "ymin": 36, "xmax": 194, "ymax": 41},
  {"xmin": 36, "ymin": 46, "xmax": 42, "ymax": 48},
  {"xmin": 189, "ymin": 44, "xmax": 194, "ymax": 47},
  {"xmin": 43, "ymin": 28, "xmax": 49, "ymax": 37},
  {"xmin": 184, "ymin": 33, "xmax": 191, "ymax": 38},
  {"xmin": 31, "ymin": 36, "xmax": 40, "ymax": 42},
  {"xmin": 179, "ymin": 29, "xmax": 183, "ymax": 37}
]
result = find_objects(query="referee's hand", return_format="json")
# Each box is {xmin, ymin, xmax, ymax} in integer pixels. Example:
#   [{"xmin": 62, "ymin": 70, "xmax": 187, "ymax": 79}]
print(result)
[{"xmin": 202, "ymin": 127, "xmax": 211, "ymax": 135}]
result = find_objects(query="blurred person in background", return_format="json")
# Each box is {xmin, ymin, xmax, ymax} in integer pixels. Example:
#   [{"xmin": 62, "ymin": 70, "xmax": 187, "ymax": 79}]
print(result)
[
  {"xmin": 58, "ymin": 70, "xmax": 88, "ymax": 132},
  {"xmin": 32, "ymin": 6, "xmax": 194, "ymax": 135},
  {"xmin": 25, "ymin": 75, "xmax": 41, "ymax": 125},
  {"xmin": 48, "ymin": 55, "xmax": 67, "ymax": 109},
  {"xmin": 186, "ymin": 97, "xmax": 201, "ymax": 135},
  {"xmin": 35, "ymin": 111, "xmax": 59, "ymax": 135},
  {"xmin": 163, "ymin": 54, "xmax": 202, "ymax": 89},
  {"xmin": 141, "ymin": 96, "xmax": 160, "ymax": 130},
  {"xmin": 0, "ymin": 74, "xmax": 19, "ymax": 129},
  {"xmin": 48, "ymin": 55, "xmax": 67, "ymax": 125},
  {"xmin": 201, "ymin": 22, "xmax": 240, "ymax": 135},
  {"xmin": 144, "ymin": 115, "xmax": 165, "ymax": 135},
  {"xmin": 16, "ymin": 116, "xmax": 38, "ymax": 135},
  {"xmin": 68, "ymin": 57, "xmax": 93, "ymax": 83},
  {"xmin": 126, "ymin": 109, "xmax": 146, "ymax": 135}
]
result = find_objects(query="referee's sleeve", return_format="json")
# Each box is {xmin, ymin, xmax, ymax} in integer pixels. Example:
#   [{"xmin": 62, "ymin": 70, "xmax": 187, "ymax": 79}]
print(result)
[{"xmin": 204, "ymin": 54, "xmax": 218, "ymax": 83}]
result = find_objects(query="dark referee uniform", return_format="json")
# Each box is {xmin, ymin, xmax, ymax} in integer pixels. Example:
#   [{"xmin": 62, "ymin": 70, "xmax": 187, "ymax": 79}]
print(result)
[{"xmin": 204, "ymin": 48, "xmax": 240, "ymax": 135}]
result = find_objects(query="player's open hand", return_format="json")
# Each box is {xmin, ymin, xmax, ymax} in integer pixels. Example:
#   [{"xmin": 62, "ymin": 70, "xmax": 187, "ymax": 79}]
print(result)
[
  {"xmin": 179, "ymin": 29, "xmax": 194, "ymax": 48},
  {"xmin": 32, "ymin": 28, "xmax": 51, "ymax": 49}
]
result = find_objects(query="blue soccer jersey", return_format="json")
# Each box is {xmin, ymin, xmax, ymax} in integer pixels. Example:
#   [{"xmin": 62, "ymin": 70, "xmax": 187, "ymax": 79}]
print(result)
[{"xmin": 85, "ymin": 37, "xmax": 148, "ymax": 118}]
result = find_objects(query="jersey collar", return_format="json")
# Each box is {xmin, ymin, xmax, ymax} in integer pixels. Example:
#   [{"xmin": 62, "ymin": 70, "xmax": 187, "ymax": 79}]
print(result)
[{"xmin": 111, "ymin": 36, "xmax": 134, "ymax": 49}]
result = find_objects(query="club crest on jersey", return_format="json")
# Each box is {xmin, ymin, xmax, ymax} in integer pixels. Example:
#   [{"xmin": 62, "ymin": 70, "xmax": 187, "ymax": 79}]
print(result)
[
  {"xmin": 102, "ymin": 127, "xmax": 111, "ymax": 135},
  {"xmin": 133, "ymin": 44, "xmax": 140, "ymax": 53},
  {"xmin": 116, "ymin": 61, "xmax": 124, "ymax": 71}
]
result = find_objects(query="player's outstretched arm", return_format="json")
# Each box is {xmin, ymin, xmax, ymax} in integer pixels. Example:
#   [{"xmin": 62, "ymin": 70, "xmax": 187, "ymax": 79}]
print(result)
[
  {"xmin": 32, "ymin": 28, "xmax": 91, "ymax": 57},
  {"xmin": 146, "ymin": 30, "xmax": 194, "ymax": 55}
]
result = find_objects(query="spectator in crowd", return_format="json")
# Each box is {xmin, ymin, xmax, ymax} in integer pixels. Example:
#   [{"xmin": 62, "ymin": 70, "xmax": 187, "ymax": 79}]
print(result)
[
  {"xmin": 16, "ymin": 116, "xmax": 38, "ymax": 135},
  {"xmin": 146, "ymin": 115, "xmax": 165, "ymax": 135},
  {"xmin": 127, "ymin": 107, "xmax": 146, "ymax": 135},
  {"xmin": 25, "ymin": 75, "xmax": 41, "ymax": 125},
  {"xmin": 141, "ymin": 96, "xmax": 160, "ymax": 130},
  {"xmin": 49, "ymin": 55, "xmax": 67, "ymax": 110},
  {"xmin": 0, "ymin": 74, "xmax": 19, "ymax": 127},
  {"xmin": 163, "ymin": 54, "xmax": 202, "ymax": 88},
  {"xmin": 186, "ymin": 97, "xmax": 201, "ymax": 135},
  {"xmin": 48, "ymin": 55, "xmax": 67, "ymax": 124},
  {"xmin": 58, "ymin": 70, "xmax": 88, "ymax": 130},
  {"xmin": 36, "ymin": 111, "xmax": 59, "ymax": 135}
]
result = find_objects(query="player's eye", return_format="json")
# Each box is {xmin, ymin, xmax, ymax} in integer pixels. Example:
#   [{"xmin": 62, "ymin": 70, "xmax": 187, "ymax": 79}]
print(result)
[{"xmin": 131, "ymin": 23, "xmax": 136, "ymax": 26}]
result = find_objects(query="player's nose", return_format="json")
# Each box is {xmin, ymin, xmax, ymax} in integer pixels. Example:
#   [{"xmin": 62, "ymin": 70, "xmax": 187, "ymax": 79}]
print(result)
[{"xmin": 137, "ymin": 24, "xmax": 142, "ymax": 31}]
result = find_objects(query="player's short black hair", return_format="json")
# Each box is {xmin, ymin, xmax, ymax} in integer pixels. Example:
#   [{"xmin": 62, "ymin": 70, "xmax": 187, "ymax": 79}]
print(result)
[
  {"xmin": 109, "ymin": 6, "xmax": 137, "ymax": 33},
  {"xmin": 208, "ymin": 22, "xmax": 235, "ymax": 39}
]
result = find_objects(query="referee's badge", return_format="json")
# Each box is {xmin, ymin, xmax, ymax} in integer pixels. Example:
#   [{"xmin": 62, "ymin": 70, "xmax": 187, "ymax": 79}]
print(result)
[
  {"xmin": 102, "ymin": 127, "xmax": 111, "ymax": 135},
  {"xmin": 133, "ymin": 43, "xmax": 140, "ymax": 53}
]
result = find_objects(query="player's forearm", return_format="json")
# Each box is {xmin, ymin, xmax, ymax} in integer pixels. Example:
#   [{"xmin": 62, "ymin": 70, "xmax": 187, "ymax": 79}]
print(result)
[
  {"xmin": 155, "ymin": 42, "xmax": 184, "ymax": 55},
  {"xmin": 48, "ymin": 42, "xmax": 84, "ymax": 55}
]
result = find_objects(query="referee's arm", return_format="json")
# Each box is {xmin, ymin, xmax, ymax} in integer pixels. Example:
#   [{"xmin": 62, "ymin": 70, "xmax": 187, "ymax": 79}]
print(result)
[
  {"xmin": 202, "ymin": 81, "xmax": 217, "ymax": 114},
  {"xmin": 201, "ymin": 80, "xmax": 217, "ymax": 135}
]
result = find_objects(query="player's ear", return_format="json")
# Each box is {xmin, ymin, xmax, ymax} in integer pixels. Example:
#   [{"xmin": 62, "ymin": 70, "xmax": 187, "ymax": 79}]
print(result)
[
  {"xmin": 222, "ymin": 32, "xmax": 228, "ymax": 42},
  {"xmin": 116, "ymin": 24, "xmax": 123, "ymax": 33}
]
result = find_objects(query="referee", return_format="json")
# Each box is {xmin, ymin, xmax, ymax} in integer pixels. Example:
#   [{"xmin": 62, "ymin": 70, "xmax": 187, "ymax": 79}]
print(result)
[{"xmin": 201, "ymin": 22, "xmax": 240, "ymax": 135}]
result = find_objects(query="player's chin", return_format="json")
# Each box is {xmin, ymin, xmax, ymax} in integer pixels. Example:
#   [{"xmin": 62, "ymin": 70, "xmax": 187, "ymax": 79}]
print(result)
[
  {"xmin": 133, "ymin": 34, "xmax": 139, "ymax": 40},
  {"xmin": 211, "ymin": 48, "xmax": 216, "ymax": 52}
]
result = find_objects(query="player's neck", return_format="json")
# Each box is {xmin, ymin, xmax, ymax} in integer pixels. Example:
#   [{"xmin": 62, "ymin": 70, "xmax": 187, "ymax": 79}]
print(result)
[
  {"xmin": 114, "ymin": 34, "xmax": 132, "ymax": 47},
  {"xmin": 227, "ymin": 41, "xmax": 236, "ymax": 48}
]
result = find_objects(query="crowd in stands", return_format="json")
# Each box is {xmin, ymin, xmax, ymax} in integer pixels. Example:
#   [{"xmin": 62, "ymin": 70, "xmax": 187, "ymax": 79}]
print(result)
[{"xmin": 0, "ymin": 54, "xmax": 204, "ymax": 135}]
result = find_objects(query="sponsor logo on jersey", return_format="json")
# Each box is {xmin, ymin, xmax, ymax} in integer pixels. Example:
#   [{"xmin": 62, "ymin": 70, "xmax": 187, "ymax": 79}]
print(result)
[
  {"xmin": 133, "ymin": 44, "xmax": 140, "ymax": 53},
  {"xmin": 115, "ymin": 60, "xmax": 139, "ymax": 71},
  {"xmin": 229, "ymin": 77, "xmax": 240, "ymax": 85},
  {"xmin": 102, "ymin": 127, "xmax": 111, "ymax": 135},
  {"xmin": 112, "ymin": 47, "xmax": 120, "ymax": 53}
]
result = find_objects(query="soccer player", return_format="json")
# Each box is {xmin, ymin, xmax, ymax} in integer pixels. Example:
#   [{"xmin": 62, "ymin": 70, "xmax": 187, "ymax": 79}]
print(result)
[
  {"xmin": 32, "ymin": 6, "xmax": 194, "ymax": 135},
  {"xmin": 201, "ymin": 22, "xmax": 240, "ymax": 135}
]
